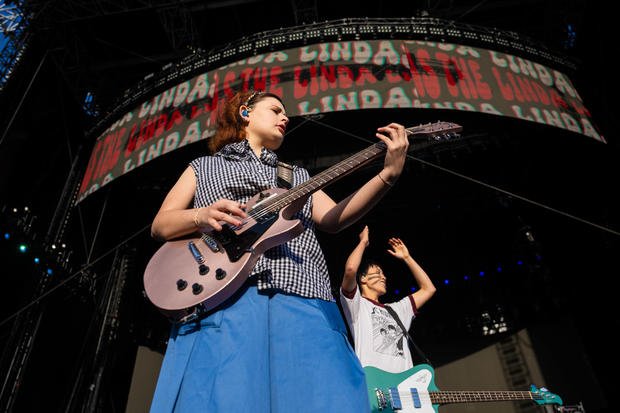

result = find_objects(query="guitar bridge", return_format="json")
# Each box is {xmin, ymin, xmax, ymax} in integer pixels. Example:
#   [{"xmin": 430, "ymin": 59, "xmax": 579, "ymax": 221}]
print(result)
[
  {"xmin": 201, "ymin": 233, "xmax": 220, "ymax": 252},
  {"xmin": 187, "ymin": 241, "xmax": 204, "ymax": 264},
  {"xmin": 375, "ymin": 389, "xmax": 387, "ymax": 411}
]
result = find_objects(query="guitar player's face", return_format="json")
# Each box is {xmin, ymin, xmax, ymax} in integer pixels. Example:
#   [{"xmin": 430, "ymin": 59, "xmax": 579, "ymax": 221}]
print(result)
[
  {"xmin": 363, "ymin": 265, "xmax": 387, "ymax": 296},
  {"xmin": 245, "ymin": 97, "xmax": 289, "ymax": 150}
]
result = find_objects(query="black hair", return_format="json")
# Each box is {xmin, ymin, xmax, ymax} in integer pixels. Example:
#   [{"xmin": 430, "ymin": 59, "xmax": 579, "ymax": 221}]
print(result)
[{"xmin": 356, "ymin": 259, "xmax": 383, "ymax": 287}]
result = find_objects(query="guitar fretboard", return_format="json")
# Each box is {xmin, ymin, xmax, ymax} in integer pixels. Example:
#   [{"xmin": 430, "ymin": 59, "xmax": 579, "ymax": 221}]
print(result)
[
  {"xmin": 260, "ymin": 141, "xmax": 387, "ymax": 213},
  {"xmin": 429, "ymin": 391, "xmax": 535, "ymax": 404}
]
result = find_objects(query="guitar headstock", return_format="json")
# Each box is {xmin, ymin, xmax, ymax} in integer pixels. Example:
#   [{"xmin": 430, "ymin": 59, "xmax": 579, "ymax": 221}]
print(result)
[
  {"xmin": 530, "ymin": 385, "xmax": 564, "ymax": 406},
  {"xmin": 405, "ymin": 121, "xmax": 463, "ymax": 142}
]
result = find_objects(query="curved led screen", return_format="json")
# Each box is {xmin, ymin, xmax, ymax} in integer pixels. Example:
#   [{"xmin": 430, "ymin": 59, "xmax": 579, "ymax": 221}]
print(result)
[{"xmin": 77, "ymin": 39, "xmax": 604, "ymax": 203}]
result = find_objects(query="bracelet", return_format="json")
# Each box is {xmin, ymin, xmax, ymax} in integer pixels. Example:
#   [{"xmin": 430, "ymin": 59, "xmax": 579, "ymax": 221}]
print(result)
[
  {"xmin": 193, "ymin": 208, "xmax": 202, "ymax": 227},
  {"xmin": 377, "ymin": 173, "xmax": 393, "ymax": 187}
]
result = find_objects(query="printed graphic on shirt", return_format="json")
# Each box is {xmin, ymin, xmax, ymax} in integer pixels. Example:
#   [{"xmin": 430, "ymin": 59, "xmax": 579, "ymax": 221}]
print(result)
[{"xmin": 371, "ymin": 307, "xmax": 405, "ymax": 359}]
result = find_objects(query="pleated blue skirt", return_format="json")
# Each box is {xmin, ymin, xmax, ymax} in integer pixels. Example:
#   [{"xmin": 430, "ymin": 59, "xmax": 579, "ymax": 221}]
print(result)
[{"xmin": 149, "ymin": 283, "xmax": 370, "ymax": 412}]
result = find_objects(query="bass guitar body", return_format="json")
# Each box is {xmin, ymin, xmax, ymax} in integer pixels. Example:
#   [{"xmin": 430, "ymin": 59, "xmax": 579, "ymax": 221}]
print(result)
[{"xmin": 364, "ymin": 364, "xmax": 563, "ymax": 412}]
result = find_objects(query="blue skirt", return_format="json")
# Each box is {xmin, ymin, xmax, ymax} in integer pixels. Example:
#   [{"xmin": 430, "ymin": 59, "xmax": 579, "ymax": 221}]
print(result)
[{"xmin": 149, "ymin": 284, "xmax": 370, "ymax": 412}]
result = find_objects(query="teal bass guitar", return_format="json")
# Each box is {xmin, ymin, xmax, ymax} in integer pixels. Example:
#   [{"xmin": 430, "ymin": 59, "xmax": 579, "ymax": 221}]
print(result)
[{"xmin": 364, "ymin": 364, "xmax": 563, "ymax": 412}]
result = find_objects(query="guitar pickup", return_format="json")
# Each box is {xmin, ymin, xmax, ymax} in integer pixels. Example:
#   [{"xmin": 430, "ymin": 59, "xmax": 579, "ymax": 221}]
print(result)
[
  {"xmin": 388, "ymin": 387, "xmax": 402, "ymax": 410},
  {"xmin": 410, "ymin": 388, "xmax": 421, "ymax": 408}
]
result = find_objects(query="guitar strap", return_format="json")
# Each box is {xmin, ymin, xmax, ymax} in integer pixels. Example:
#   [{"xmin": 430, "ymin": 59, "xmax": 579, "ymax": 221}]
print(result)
[
  {"xmin": 276, "ymin": 161, "xmax": 294, "ymax": 189},
  {"xmin": 384, "ymin": 304, "xmax": 433, "ymax": 367}
]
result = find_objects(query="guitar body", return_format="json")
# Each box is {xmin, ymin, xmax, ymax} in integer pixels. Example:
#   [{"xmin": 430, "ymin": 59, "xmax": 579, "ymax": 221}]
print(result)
[
  {"xmin": 364, "ymin": 364, "xmax": 439, "ymax": 413},
  {"xmin": 143, "ymin": 187, "xmax": 305, "ymax": 320}
]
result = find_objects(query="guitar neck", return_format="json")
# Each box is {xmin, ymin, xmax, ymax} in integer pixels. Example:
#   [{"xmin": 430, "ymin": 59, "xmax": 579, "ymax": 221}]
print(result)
[
  {"xmin": 255, "ymin": 121, "xmax": 462, "ymax": 214},
  {"xmin": 260, "ymin": 140, "xmax": 387, "ymax": 212},
  {"xmin": 430, "ymin": 391, "xmax": 536, "ymax": 405}
]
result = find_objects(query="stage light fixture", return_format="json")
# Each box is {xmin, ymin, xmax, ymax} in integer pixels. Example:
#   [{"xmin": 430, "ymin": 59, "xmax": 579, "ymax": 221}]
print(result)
[
  {"xmin": 19, "ymin": 244, "xmax": 26, "ymax": 252},
  {"xmin": 3, "ymin": 233, "xmax": 9, "ymax": 240}
]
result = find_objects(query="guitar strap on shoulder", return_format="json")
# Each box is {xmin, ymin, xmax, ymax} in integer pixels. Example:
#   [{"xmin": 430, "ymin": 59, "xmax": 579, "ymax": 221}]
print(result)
[
  {"xmin": 276, "ymin": 161, "xmax": 294, "ymax": 189},
  {"xmin": 384, "ymin": 304, "xmax": 433, "ymax": 367}
]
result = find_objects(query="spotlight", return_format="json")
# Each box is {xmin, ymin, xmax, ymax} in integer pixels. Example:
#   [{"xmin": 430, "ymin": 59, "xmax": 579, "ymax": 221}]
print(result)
[
  {"xmin": 19, "ymin": 244, "xmax": 27, "ymax": 253},
  {"xmin": 3, "ymin": 233, "xmax": 9, "ymax": 240}
]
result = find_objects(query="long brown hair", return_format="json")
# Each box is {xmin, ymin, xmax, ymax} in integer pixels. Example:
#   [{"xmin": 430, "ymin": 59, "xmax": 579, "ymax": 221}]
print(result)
[{"xmin": 208, "ymin": 90, "xmax": 284, "ymax": 154}]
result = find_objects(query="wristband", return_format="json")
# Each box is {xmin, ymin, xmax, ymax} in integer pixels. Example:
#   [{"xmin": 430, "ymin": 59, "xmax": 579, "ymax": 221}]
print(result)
[{"xmin": 377, "ymin": 173, "xmax": 393, "ymax": 187}]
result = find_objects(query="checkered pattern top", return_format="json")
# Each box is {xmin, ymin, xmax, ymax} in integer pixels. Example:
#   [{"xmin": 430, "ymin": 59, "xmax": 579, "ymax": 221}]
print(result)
[{"xmin": 189, "ymin": 139, "xmax": 334, "ymax": 301}]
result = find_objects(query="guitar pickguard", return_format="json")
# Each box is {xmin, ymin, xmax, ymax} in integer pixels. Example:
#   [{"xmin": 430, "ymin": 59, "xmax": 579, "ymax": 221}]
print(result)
[
  {"xmin": 214, "ymin": 210, "xmax": 278, "ymax": 262},
  {"xmin": 395, "ymin": 369, "xmax": 435, "ymax": 412}
]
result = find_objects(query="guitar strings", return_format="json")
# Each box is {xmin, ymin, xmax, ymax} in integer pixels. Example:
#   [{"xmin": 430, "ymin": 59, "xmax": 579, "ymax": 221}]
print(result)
[{"xmin": 303, "ymin": 117, "xmax": 620, "ymax": 238}]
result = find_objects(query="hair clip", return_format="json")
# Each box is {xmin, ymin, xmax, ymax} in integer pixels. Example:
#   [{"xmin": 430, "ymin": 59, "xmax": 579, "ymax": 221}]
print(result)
[{"xmin": 243, "ymin": 91, "xmax": 263, "ymax": 107}]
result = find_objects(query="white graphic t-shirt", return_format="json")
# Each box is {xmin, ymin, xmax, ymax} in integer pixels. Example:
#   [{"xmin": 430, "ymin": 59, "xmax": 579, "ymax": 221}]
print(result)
[{"xmin": 340, "ymin": 286, "xmax": 418, "ymax": 373}]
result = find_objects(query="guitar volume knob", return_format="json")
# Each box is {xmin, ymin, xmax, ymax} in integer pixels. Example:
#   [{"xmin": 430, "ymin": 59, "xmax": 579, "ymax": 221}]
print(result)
[
  {"xmin": 199, "ymin": 264, "xmax": 209, "ymax": 275},
  {"xmin": 192, "ymin": 283, "xmax": 203, "ymax": 295},
  {"xmin": 176, "ymin": 279, "xmax": 188, "ymax": 291},
  {"xmin": 215, "ymin": 268, "xmax": 226, "ymax": 280}
]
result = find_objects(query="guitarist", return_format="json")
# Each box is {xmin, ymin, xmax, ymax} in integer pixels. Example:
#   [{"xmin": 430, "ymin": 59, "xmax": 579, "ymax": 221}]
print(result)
[
  {"xmin": 340, "ymin": 226, "xmax": 436, "ymax": 374},
  {"xmin": 148, "ymin": 90, "xmax": 409, "ymax": 413}
]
